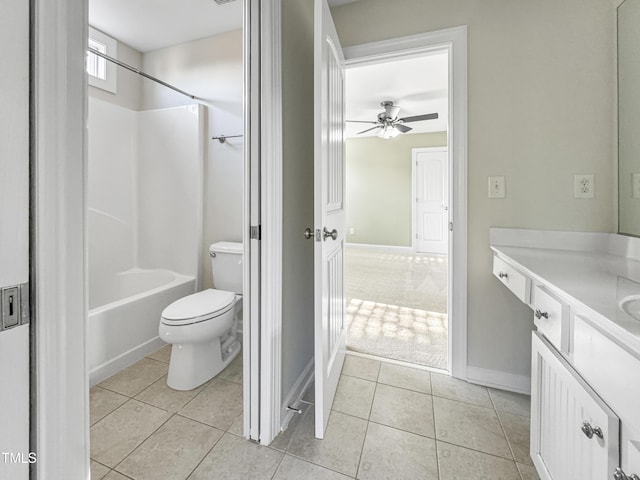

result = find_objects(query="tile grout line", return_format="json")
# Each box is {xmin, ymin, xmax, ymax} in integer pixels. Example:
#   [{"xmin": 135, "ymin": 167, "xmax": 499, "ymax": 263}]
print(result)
[
  {"xmin": 269, "ymin": 450, "xmax": 287, "ymax": 480},
  {"xmin": 490, "ymin": 392, "xmax": 520, "ymax": 469},
  {"xmin": 112, "ymin": 411, "xmax": 176, "ymax": 475},
  {"xmin": 354, "ymin": 381, "xmax": 377, "ymax": 479},
  {"xmin": 183, "ymin": 430, "xmax": 227, "ymax": 480},
  {"xmin": 430, "ymin": 372, "xmax": 441, "ymax": 480}
]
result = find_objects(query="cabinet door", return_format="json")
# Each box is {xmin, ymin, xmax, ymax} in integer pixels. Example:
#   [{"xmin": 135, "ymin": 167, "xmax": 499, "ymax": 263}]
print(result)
[{"xmin": 531, "ymin": 333, "xmax": 619, "ymax": 480}]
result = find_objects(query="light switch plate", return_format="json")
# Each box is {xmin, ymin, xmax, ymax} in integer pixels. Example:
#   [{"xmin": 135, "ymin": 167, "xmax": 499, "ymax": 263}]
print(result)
[
  {"xmin": 574, "ymin": 174, "xmax": 595, "ymax": 199},
  {"xmin": 632, "ymin": 173, "xmax": 640, "ymax": 199},
  {"xmin": 488, "ymin": 176, "xmax": 506, "ymax": 198}
]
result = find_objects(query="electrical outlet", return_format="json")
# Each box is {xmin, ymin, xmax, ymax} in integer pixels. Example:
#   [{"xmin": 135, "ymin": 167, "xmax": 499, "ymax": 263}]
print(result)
[
  {"xmin": 348, "ymin": 227, "xmax": 355, "ymax": 235},
  {"xmin": 574, "ymin": 174, "xmax": 595, "ymax": 199},
  {"xmin": 488, "ymin": 176, "xmax": 506, "ymax": 199}
]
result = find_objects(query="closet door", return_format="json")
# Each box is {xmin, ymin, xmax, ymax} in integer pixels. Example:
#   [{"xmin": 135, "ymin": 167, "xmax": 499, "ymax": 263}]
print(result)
[{"xmin": 0, "ymin": 0, "xmax": 30, "ymax": 478}]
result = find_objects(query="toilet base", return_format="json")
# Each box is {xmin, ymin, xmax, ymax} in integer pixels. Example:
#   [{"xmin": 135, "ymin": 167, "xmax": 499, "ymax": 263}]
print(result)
[{"xmin": 167, "ymin": 338, "xmax": 241, "ymax": 391}]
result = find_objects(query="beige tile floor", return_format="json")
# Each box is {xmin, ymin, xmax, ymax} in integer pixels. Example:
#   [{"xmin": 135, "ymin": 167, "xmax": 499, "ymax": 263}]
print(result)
[{"xmin": 91, "ymin": 349, "xmax": 540, "ymax": 480}]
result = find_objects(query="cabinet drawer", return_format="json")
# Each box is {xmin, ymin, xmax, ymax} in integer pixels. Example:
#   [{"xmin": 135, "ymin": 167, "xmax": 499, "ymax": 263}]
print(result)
[
  {"xmin": 574, "ymin": 315, "xmax": 640, "ymax": 431},
  {"xmin": 493, "ymin": 255, "xmax": 531, "ymax": 303},
  {"xmin": 532, "ymin": 285, "xmax": 570, "ymax": 353}
]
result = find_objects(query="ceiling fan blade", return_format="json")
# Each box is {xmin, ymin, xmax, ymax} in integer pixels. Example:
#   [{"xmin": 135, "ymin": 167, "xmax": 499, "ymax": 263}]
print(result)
[
  {"xmin": 356, "ymin": 126, "xmax": 381, "ymax": 135},
  {"xmin": 394, "ymin": 123, "xmax": 412, "ymax": 133},
  {"xmin": 346, "ymin": 120, "xmax": 379, "ymax": 124},
  {"xmin": 399, "ymin": 113, "xmax": 439, "ymax": 123}
]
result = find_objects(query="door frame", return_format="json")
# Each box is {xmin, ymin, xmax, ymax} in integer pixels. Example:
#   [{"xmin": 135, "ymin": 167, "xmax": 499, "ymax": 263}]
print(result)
[
  {"xmin": 412, "ymin": 146, "xmax": 449, "ymax": 254},
  {"xmin": 253, "ymin": 0, "xmax": 284, "ymax": 445},
  {"xmin": 343, "ymin": 26, "xmax": 468, "ymax": 379},
  {"xmin": 32, "ymin": 0, "xmax": 90, "ymax": 477}
]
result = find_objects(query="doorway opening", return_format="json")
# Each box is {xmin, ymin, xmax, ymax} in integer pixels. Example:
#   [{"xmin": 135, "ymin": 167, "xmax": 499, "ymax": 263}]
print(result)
[
  {"xmin": 344, "ymin": 49, "xmax": 451, "ymax": 372},
  {"xmin": 85, "ymin": 1, "xmax": 255, "ymax": 477}
]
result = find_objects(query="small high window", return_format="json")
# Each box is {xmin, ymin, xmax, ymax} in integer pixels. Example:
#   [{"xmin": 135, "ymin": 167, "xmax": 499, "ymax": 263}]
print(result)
[{"xmin": 87, "ymin": 27, "xmax": 117, "ymax": 94}]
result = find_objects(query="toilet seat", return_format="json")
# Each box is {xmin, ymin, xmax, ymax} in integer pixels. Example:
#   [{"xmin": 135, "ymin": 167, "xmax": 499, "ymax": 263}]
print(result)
[{"xmin": 161, "ymin": 289, "xmax": 236, "ymax": 326}]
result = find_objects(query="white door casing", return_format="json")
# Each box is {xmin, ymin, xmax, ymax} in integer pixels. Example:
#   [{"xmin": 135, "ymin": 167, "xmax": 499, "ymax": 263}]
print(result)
[
  {"xmin": 413, "ymin": 147, "xmax": 448, "ymax": 255},
  {"xmin": 343, "ymin": 27, "xmax": 467, "ymax": 380},
  {"xmin": 0, "ymin": 0, "xmax": 30, "ymax": 478},
  {"xmin": 314, "ymin": 0, "xmax": 346, "ymax": 439}
]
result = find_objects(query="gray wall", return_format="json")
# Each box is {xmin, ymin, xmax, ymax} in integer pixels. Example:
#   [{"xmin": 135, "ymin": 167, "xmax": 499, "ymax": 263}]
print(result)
[
  {"xmin": 346, "ymin": 132, "xmax": 447, "ymax": 246},
  {"xmin": 281, "ymin": 0, "xmax": 316, "ymax": 406},
  {"xmin": 88, "ymin": 37, "xmax": 143, "ymax": 111},
  {"xmin": 332, "ymin": 0, "xmax": 616, "ymax": 379}
]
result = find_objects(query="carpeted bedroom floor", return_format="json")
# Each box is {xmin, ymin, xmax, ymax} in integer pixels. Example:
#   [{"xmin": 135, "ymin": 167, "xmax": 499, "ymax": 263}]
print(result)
[{"xmin": 345, "ymin": 245, "xmax": 448, "ymax": 370}]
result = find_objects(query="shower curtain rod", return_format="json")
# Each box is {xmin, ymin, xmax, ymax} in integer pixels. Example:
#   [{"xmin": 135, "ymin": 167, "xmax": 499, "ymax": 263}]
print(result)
[{"xmin": 88, "ymin": 47, "xmax": 197, "ymax": 100}]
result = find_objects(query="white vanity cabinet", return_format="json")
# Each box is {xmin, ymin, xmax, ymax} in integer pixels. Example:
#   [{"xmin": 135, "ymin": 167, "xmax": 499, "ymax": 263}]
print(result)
[
  {"xmin": 490, "ymin": 229, "xmax": 640, "ymax": 480},
  {"xmin": 531, "ymin": 333, "xmax": 620, "ymax": 480}
]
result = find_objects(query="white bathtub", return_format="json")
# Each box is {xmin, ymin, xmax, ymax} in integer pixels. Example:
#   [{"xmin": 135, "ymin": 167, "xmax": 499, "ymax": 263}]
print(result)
[{"xmin": 88, "ymin": 268, "xmax": 195, "ymax": 385}]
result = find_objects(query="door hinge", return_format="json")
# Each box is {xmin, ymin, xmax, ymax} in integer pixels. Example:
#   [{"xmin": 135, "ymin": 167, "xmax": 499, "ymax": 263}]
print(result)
[
  {"xmin": 449, "ymin": 221, "xmax": 454, "ymax": 232},
  {"xmin": 0, "ymin": 282, "xmax": 29, "ymax": 332},
  {"xmin": 250, "ymin": 225, "xmax": 261, "ymax": 240}
]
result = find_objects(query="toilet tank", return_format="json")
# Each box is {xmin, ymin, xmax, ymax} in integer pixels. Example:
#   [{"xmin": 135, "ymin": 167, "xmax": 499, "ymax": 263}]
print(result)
[{"xmin": 210, "ymin": 242, "xmax": 243, "ymax": 294}]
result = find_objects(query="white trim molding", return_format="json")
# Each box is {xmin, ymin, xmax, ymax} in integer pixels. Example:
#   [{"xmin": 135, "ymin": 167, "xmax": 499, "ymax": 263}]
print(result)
[
  {"xmin": 345, "ymin": 242, "xmax": 416, "ymax": 253},
  {"xmin": 258, "ymin": 0, "xmax": 283, "ymax": 446},
  {"xmin": 32, "ymin": 0, "xmax": 89, "ymax": 477},
  {"xmin": 466, "ymin": 365, "xmax": 532, "ymax": 395},
  {"xmin": 244, "ymin": 0, "xmax": 260, "ymax": 442},
  {"xmin": 344, "ymin": 26, "xmax": 468, "ymax": 381}
]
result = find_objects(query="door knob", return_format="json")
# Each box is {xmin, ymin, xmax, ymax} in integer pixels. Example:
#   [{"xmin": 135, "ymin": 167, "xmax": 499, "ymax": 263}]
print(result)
[
  {"xmin": 303, "ymin": 228, "xmax": 313, "ymax": 240},
  {"xmin": 323, "ymin": 227, "xmax": 338, "ymax": 241}
]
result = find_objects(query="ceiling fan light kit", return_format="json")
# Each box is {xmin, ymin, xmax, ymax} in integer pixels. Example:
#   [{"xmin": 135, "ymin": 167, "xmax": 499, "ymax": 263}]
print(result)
[
  {"xmin": 347, "ymin": 100, "xmax": 438, "ymax": 139},
  {"xmin": 377, "ymin": 125, "xmax": 401, "ymax": 139}
]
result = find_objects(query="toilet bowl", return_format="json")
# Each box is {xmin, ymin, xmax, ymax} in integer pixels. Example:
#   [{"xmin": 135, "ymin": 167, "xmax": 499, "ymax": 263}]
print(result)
[{"xmin": 159, "ymin": 242, "xmax": 243, "ymax": 391}]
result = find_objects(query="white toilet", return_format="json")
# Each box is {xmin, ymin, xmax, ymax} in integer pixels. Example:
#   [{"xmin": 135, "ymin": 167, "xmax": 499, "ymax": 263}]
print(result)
[{"xmin": 159, "ymin": 241, "xmax": 243, "ymax": 391}]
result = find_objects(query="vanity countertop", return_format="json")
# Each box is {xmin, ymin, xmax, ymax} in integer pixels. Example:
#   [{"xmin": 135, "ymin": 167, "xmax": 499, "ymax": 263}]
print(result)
[{"xmin": 490, "ymin": 228, "xmax": 640, "ymax": 355}]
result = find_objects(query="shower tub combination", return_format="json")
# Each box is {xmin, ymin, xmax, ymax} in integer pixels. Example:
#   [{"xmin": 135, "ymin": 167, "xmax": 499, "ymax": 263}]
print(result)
[
  {"xmin": 88, "ymin": 269, "xmax": 194, "ymax": 385},
  {"xmin": 87, "ymin": 99, "xmax": 205, "ymax": 385}
]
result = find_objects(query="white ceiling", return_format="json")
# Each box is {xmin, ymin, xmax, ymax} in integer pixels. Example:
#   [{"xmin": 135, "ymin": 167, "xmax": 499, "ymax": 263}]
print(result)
[
  {"xmin": 89, "ymin": 0, "xmax": 359, "ymax": 53},
  {"xmin": 346, "ymin": 53, "xmax": 449, "ymax": 138},
  {"xmin": 88, "ymin": 0, "xmax": 447, "ymax": 138}
]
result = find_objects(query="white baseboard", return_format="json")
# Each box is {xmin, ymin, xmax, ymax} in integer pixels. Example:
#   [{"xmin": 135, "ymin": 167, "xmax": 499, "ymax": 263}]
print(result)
[
  {"xmin": 466, "ymin": 365, "xmax": 531, "ymax": 395},
  {"xmin": 89, "ymin": 336, "xmax": 166, "ymax": 386},
  {"xmin": 345, "ymin": 242, "xmax": 415, "ymax": 253},
  {"xmin": 280, "ymin": 358, "xmax": 314, "ymax": 431}
]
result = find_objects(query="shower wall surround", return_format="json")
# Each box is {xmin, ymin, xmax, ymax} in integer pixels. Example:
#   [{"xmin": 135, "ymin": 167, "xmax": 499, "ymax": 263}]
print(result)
[{"xmin": 88, "ymin": 97, "xmax": 205, "ymax": 300}]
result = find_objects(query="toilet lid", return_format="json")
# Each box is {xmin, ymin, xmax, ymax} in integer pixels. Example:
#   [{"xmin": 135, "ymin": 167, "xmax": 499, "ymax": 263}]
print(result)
[{"xmin": 161, "ymin": 289, "xmax": 236, "ymax": 323}]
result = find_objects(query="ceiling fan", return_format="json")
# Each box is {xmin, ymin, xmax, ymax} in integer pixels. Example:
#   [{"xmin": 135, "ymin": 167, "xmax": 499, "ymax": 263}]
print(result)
[{"xmin": 346, "ymin": 101, "xmax": 438, "ymax": 139}]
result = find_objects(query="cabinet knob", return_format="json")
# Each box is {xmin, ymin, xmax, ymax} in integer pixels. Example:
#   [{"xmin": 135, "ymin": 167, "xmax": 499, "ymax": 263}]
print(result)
[
  {"xmin": 498, "ymin": 272, "xmax": 508, "ymax": 279},
  {"xmin": 581, "ymin": 421, "xmax": 603, "ymax": 440},
  {"xmin": 535, "ymin": 309, "xmax": 549, "ymax": 320},
  {"xmin": 613, "ymin": 467, "xmax": 640, "ymax": 480}
]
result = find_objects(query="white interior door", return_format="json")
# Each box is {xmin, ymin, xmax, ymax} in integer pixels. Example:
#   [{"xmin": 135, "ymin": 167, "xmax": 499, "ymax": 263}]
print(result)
[
  {"xmin": 313, "ymin": 0, "xmax": 346, "ymax": 439},
  {"xmin": 0, "ymin": 0, "xmax": 30, "ymax": 478},
  {"xmin": 414, "ymin": 147, "xmax": 448, "ymax": 255}
]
